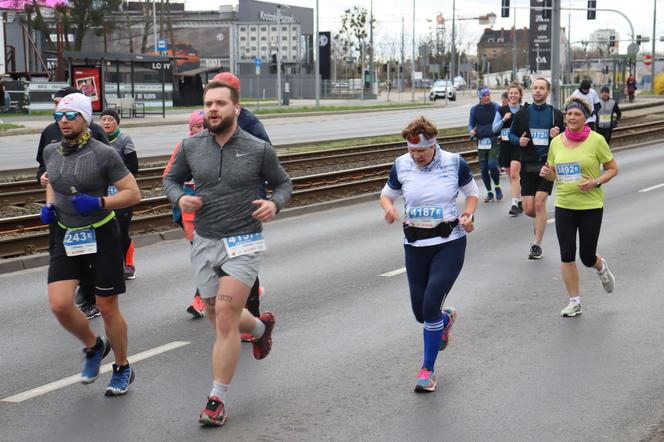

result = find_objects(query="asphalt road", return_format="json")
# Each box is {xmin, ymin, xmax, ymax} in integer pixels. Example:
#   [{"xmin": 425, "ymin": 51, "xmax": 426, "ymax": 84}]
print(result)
[
  {"xmin": 1, "ymin": 144, "xmax": 663, "ymax": 441},
  {"xmin": 0, "ymin": 102, "xmax": 474, "ymax": 171}
]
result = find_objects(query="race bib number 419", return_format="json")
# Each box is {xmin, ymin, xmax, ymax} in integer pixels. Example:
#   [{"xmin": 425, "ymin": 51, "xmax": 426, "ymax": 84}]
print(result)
[
  {"xmin": 406, "ymin": 206, "xmax": 443, "ymax": 228},
  {"xmin": 223, "ymin": 233, "xmax": 267, "ymax": 258}
]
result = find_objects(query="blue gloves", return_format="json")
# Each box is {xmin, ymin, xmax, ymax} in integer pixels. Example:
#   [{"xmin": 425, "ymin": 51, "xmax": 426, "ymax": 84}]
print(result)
[
  {"xmin": 71, "ymin": 193, "xmax": 102, "ymax": 216},
  {"xmin": 40, "ymin": 203, "xmax": 56, "ymax": 224}
]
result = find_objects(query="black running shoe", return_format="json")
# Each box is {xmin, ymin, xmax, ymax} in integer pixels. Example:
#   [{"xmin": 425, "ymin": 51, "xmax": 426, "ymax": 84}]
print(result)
[
  {"xmin": 528, "ymin": 244, "xmax": 543, "ymax": 260},
  {"xmin": 80, "ymin": 303, "xmax": 101, "ymax": 320},
  {"xmin": 508, "ymin": 205, "xmax": 520, "ymax": 216}
]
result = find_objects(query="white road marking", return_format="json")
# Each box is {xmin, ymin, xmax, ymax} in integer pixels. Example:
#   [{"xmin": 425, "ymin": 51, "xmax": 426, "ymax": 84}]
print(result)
[
  {"xmin": 2, "ymin": 341, "xmax": 190, "ymax": 403},
  {"xmin": 638, "ymin": 183, "xmax": 664, "ymax": 193},
  {"xmin": 380, "ymin": 267, "xmax": 406, "ymax": 277}
]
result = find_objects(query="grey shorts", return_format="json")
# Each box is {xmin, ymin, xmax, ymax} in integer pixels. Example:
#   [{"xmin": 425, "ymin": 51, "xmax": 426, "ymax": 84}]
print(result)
[{"xmin": 190, "ymin": 233, "xmax": 262, "ymax": 299}]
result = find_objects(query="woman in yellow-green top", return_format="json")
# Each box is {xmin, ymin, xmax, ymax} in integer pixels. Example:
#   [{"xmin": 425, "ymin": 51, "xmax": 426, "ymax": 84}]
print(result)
[{"xmin": 540, "ymin": 96, "xmax": 619, "ymax": 318}]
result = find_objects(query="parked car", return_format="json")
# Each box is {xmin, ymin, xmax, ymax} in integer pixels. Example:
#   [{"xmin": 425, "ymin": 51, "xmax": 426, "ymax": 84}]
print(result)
[
  {"xmin": 453, "ymin": 76, "xmax": 468, "ymax": 91},
  {"xmin": 429, "ymin": 80, "xmax": 456, "ymax": 101}
]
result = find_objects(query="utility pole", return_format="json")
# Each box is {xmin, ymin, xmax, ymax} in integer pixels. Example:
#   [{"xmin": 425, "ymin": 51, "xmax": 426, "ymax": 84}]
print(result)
[
  {"xmin": 411, "ymin": 0, "xmax": 415, "ymax": 102},
  {"xmin": 152, "ymin": 0, "xmax": 157, "ymax": 51},
  {"xmin": 551, "ymin": 0, "xmax": 562, "ymax": 108},
  {"xmin": 315, "ymin": 0, "xmax": 320, "ymax": 107},
  {"xmin": 450, "ymin": 0, "xmax": 456, "ymax": 79},
  {"xmin": 652, "ymin": 0, "xmax": 657, "ymax": 91},
  {"xmin": 369, "ymin": 0, "xmax": 374, "ymax": 96},
  {"xmin": 511, "ymin": 10, "xmax": 517, "ymax": 81},
  {"xmin": 401, "ymin": 16, "xmax": 405, "ymax": 92},
  {"xmin": 277, "ymin": 5, "xmax": 282, "ymax": 105}
]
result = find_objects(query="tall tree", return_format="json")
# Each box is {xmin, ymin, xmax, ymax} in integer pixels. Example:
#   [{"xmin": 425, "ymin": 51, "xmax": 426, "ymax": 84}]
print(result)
[
  {"xmin": 335, "ymin": 6, "xmax": 368, "ymax": 72},
  {"xmin": 26, "ymin": 0, "xmax": 122, "ymax": 51}
]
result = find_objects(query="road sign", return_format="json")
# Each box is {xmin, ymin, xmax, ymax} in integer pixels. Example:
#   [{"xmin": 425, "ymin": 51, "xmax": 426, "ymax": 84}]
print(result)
[
  {"xmin": 157, "ymin": 39, "xmax": 167, "ymax": 51},
  {"xmin": 627, "ymin": 43, "xmax": 640, "ymax": 55},
  {"xmin": 254, "ymin": 57, "xmax": 262, "ymax": 66},
  {"xmin": 644, "ymin": 54, "xmax": 653, "ymax": 66}
]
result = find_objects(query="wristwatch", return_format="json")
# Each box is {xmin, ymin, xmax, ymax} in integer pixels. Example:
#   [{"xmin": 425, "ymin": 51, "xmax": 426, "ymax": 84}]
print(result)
[
  {"xmin": 595, "ymin": 179, "xmax": 602, "ymax": 188},
  {"xmin": 462, "ymin": 212, "xmax": 475, "ymax": 221}
]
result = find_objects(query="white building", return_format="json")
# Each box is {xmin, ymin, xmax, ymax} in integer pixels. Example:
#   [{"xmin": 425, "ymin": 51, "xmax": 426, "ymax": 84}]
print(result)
[{"xmin": 589, "ymin": 29, "xmax": 619, "ymax": 52}]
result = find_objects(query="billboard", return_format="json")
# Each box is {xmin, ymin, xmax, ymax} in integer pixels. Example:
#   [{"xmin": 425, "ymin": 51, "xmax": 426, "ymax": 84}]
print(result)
[
  {"xmin": 319, "ymin": 32, "xmax": 331, "ymax": 80},
  {"xmin": 529, "ymin": 0, "xmax": 551, "ymax": 71},
  {"xmin": 71, "ymin": 66, "xmax": 103, "ymax": 112},
  {"xmin": 238, "ymin": 0, "xmax": 313, "ymax": 34}
]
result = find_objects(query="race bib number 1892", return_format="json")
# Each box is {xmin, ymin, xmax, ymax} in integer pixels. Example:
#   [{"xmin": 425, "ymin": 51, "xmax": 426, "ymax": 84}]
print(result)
[{"xmin": 555, "ymin": 162, "xmax": 582, "ymax": 184}]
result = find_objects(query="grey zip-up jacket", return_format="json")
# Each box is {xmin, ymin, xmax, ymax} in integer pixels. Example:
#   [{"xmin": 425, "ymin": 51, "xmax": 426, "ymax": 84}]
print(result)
[{"xmin": 163, "ymin": 127, "xmax": 292, "ymax": 239}]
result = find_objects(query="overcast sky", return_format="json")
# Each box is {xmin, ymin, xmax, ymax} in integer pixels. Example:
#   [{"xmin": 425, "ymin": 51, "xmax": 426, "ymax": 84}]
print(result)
[{"xmin": 185, "ymin": 0, "xmax": 660, "ymax": 56}]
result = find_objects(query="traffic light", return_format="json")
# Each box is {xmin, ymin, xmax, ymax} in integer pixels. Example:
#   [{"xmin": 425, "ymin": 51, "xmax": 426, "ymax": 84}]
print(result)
[
  {"xmin": 587, "ymin": 0, "xmax": 596, "ymax": 20},
  {"xmin": 542, "ymin": 0, "xmax": 551, "ymax": 19},
  {"xmin": 501, "ymin": 0, "xmax": 510, "ymax": 18},
  {"xmin": 270, "ymin": 53, "xmax": 277, "ymax": 74},
  {"xmin": 636, "ymin": 34, "xmax": 642, "ymax": 45}
]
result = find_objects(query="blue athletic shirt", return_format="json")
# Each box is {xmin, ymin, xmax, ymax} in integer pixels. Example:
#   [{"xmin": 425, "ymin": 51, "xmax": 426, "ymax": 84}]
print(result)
[{"xmin": 381, "ymin": 146, "xmax": 479, "ymax": 247}]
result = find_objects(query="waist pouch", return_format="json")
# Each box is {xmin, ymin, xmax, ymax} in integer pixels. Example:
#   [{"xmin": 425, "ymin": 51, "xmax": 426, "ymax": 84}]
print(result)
[{"xmin": 403, "ymin": 219, "xmax": 460, "ymax": 243}]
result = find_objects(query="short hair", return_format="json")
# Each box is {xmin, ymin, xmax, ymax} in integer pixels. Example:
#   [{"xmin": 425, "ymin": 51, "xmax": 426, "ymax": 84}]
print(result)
[
  {"xmin": 532, "ymin": 77, "xmax": 551, "ymax": 90},
  {"xmin": 565, "ymin": 95, "xmax": 593, "ymax": 115},
  {"xmin": 507, "ymin": 82, "xmax": 524, "ymax": 101},
  {"xmin": 401, "ymin": 116, "xmax": 438, "ymax": 141},
  {"xmin": 203, "ymin": 80, "xmax": 239, "ymax": 104}
]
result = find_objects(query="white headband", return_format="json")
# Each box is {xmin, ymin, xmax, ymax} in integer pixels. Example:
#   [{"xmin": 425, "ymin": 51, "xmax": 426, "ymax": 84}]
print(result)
[
  {"xmin": 406, "ymin": 133, "xmax": 436, "ymax": 148},
  {"xmin": 56, "ymin": 93, "xmax": 92, "ymax": 124}
]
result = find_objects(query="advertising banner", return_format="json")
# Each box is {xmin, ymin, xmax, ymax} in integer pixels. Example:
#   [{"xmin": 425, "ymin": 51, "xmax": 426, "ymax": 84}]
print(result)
[
  {"xmin": 72, "ymin": 66, "xmax": 103, "ymax": 112},
  {"xmin": 529, "ymin": 0, "xmax": 551, "ymax": 71}
]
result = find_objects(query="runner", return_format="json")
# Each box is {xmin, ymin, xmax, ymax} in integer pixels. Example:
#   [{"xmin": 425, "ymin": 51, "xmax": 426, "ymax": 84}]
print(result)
[
  {"xmin": 500, "ymin": 91, "xmax": 509, "ymax": 107},
  {"xmin": 100, "ymin": 108, "xmax": 139, "ymax": 280},
  {"xmin": 380, "ymin": 116, "xmax": 478, "ymax": 393},
  {"xmin": 539, "ymin": 96, "xmax": 618, "ymax": 317},
  {"xmin": 493, "ymin": 82, "xmax": 524, "ymax": 216},
  {"xmin": 596, "ymin": 86, "xmax": 622, "ymax": 144},
  {"xmin": 163, "ymin": 80, "xmax": 292, "ymax": 426},
  {"xmin": 469, "ymin": 86, "xmax": 502, "ymax": 202},
  {"xmin": 508, "ymin": 77, "xmax": 565, "ymax": 259},
  {"xmin": 41, "ymin": 93, "xmax": 141, "ymax": 395},
  {"xmin": 571, "ymin": 80, "xmax": 600, "ymax": 130},
  {"xmin": 626, "ymin": 75, "xmax": 637, "ymax": 103},
  {"xmin": 163, "ymin": 110, "xmax": 207, "ymax": 318},
  {"xmin": 36, "ymin": 86, "xmax": 108, "ymax": 320}
]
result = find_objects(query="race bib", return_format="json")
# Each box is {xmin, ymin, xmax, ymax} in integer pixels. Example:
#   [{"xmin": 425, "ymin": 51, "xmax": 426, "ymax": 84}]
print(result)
[
  {"xmin": 531, "ymin": 129, "xmax": 549, "ymax": 146},
  {"xmin": 500, "ymin": 128, "xmax": 510, "ymax": 141},
  {"xmin": 63, "ymin": 228, "xmax": 97, "ymax": 256},
  {"xmin": 555, "ymin": 162, "xmax": 582, "ymax": 184},
  {"xmin": 406, "ymin": 206, "xmax": 443, "ymax": 228},
  {"xmin": 223, "ymin": 233, "xmax": 267, "ymax": 258},
  {"xmin": 107, "ymin": 185, "xmax": 118, "ymax": 196},
  {"xmin": 478, "ymin": 138, "xmax": 492, "ymax": 150}
]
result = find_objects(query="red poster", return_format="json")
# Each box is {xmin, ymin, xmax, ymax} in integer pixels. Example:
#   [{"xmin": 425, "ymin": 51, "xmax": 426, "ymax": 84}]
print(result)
[{"xmin": 72, "ymin": 66, "xmax": 103, "ymax": 112}]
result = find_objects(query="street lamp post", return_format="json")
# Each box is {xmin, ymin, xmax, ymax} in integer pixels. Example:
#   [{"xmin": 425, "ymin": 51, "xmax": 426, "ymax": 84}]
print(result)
[
  {"xmin": 651, "ymin": 0, "xmax": 657, "ymax": 91},
  {"xmin": 450, "ymin": 0, "xmax": 456, "ymax": 79},
  {"xmin": 315, "ymin": 0, "xmax": 320, "ymax": 108},
  {"xmin": 277, "ymin": 5, "xmax": 282, "ymax": 105},
  {"xmin": 152, "ymin": 0, "xmax": 158, "ymax": 52},
  {"xmin": 411, "ymin": 0, "xmax": 415, "ymax": 102},
  {"xmin": 535, "ymin": 43, "xmax": 540, "ymax": 73}
]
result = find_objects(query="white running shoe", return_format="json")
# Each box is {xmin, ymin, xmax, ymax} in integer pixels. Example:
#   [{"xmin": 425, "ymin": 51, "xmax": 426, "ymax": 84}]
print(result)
[
  {"xmin": 597, "ymin": 258, "xmax": 615, "ymax": 293},
  {"xmin": 561, "ymin": 301, "xmax": 582, "ymax": 317}
]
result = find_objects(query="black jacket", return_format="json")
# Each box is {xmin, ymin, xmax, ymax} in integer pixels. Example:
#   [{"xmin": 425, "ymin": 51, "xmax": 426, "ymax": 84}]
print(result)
[
  {"xmin": 35, "ymin": 122, "xmax": 108, "ymax": 183},
  {"xmin": 509, "ymin": 103, "xmax": 564, "ymax": 163}
]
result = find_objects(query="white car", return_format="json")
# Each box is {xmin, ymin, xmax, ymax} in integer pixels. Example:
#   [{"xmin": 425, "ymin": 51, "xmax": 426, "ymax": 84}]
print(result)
[{"xmin": 429, "ymin": 80, "xmax": 457, "ymax": 101}]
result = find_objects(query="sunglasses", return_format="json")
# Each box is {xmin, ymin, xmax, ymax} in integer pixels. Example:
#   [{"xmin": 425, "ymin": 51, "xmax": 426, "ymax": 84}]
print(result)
[{"xmin": 53, "ymin": 111, "xmax": 80, "ymax": 122}]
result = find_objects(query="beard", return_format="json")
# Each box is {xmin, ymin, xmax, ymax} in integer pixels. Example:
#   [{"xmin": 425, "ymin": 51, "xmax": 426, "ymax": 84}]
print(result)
[
  {"xmin": 61, "ymin": 125, "xmax": 85, "ymax": 141},
  {"xmin": 206, "ymin": 114, "xmax": 235, "ymax": 135}
]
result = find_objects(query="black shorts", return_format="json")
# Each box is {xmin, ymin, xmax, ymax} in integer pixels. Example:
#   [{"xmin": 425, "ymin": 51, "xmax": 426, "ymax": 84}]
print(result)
[
  {"xmin": 499, "ymin": 142, "xmax": 521, "ymax": 168},
  {"xmin": 520, "ymin": 165, "xmax": 553, "ymax": 196},
  {"xmin": 47, "ymin": 219, "xmax": 126, "ymax": 296}
]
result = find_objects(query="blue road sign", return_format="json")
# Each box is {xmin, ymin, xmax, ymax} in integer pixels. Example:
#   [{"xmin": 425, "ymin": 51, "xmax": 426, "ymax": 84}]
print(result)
[
  {"xmin": 254, "ymin": 57, "xmax": 262, "ymax": 66},
  {"xmin": 157, "ymin": 39, "xmax": 167, "ymax": 51}
]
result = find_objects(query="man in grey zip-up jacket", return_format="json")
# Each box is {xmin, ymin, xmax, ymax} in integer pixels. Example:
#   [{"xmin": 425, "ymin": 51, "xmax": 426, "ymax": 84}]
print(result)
[{"xmin": 163, "ymin": 80, "xmax": 291, "ymax": 427}]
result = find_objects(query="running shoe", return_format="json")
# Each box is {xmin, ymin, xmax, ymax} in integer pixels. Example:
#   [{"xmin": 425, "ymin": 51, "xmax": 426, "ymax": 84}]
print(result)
[
  {"xmin": 80, "ymin": 336, "xmax": 111, "ymax": 384},
  {"xmin": 517, "ymin": 201, "xmax": 523, "ymax": 213},
  {"xmin": 104, "ymin": 364, "xmax": 135, "ymax": 396},
  {"xmin": 240, "ymin": 333, "xmax": 254, "ymax": 343},
  {"xmin": 124, "ymin": 265, "xmax": 136, "ymax": 280},
  {"xmin": 484, "ymin": 192, "xmax": 494, "ymax": 203},
  {"xmin": 252, "ymin": 312, "xmax": 275, "ymax": 360},
  {"xmin": 187, "ymin": 293, "xmax": 205, "ymax": 319},
  {"xmin": 597, "ymin": 258, "xmax": 615, "ymax": 293},
  {"xmin": 495, "ymin": 187, "xmax": 503, "ymax": 201},
  {"xmin": 199, "ymin": 396, "xmax": 228, "ymax": 427},
  {"xmin": 508, "ymin": 204, "xmax": 520, "ymax": 216},
  {"xmin": 561, "ymin": 301, "xmax": 582, "ymax": 317},
  {"xmin": 414, "ymin": 368, "xmax": 437, "ymax": 393},
  {"xmin": 439, "ymin": 307, "xmax": 457, "ymax": 351},
  {"xmin": 528, "ymin": 244, "xmax": 543, "ymax": 260},
  {"xmin": 80, "ymin": 303, "xmax": 101, "ymax": 320}
]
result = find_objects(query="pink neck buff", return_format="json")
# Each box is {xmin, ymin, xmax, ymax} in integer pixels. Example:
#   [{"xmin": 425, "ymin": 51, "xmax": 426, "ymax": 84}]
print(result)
[{"xmin": 564, "ymin": 124, "xmax": 591, "ymax": 142}]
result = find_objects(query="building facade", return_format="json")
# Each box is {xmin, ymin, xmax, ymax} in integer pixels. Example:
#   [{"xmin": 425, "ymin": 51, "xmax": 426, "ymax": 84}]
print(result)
[{"xmin": 476, "ymin": 28, "xmax": 530, "ymax": 74}]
